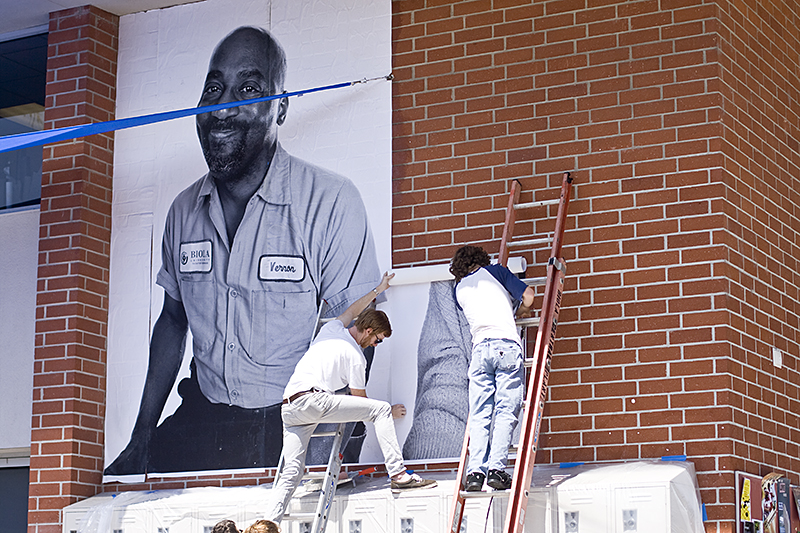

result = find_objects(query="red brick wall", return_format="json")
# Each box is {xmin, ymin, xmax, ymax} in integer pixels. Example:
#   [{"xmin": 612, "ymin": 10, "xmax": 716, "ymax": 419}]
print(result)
[
  {"xmin": 391, "ymin": 1, "xmax": 799, "ymax": 532},
  {"xmin": 29, "ymin": 7, "xmax": 118, "ymax": 533},
  {"xmin": 715, "ymin": 0, "xmax": 800, "ymax": 516}
]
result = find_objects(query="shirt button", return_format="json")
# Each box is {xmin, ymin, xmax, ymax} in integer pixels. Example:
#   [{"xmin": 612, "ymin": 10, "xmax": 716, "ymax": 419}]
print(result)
[
  {"xmin": 228, "ymin": 342, "xmax": 236, "ymax": 351},
  {"xmin": 230, "ymin": 289, "xmax": 238, "ymax": 298},
  {"xmin": 231, "ymin": 390, "xmax": 239, "ymax": 398}
]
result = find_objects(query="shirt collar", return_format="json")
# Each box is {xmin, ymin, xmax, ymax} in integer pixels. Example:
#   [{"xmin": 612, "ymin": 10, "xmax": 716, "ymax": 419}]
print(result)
[
  {"xmin": 194, "ymin": 142, "xmax": 292, "ymax": 207},
  {"xmin": 257, "ymin": 142, "xmax": 291, "ymax": 205},
  {"xmin": 197, "ymin": 172, "xmax": 214, "ymax": 197}
]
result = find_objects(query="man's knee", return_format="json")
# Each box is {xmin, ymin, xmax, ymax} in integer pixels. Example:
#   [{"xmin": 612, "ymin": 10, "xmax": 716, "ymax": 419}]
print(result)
[{"xmin": 375, "ymin": 400, "xmax": 392, "ymax": 420}]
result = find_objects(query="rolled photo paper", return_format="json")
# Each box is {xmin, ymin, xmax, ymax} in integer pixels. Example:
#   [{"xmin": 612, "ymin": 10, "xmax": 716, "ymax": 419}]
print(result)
[{"xmin": 389, "ymin": 256, "xmax": 527, "ymax": 286}]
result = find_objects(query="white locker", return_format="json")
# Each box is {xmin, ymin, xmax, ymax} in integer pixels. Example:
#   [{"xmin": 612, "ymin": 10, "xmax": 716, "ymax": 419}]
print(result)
[
  {"xmin": 391, "ymin": 489, "xmax": 444, "ymax": 533},
  {"xmin": 612, "ymin": 485, "xmax": 668, "ymax": 533},
  {"xmin": 146, "ymin": 500, "xmax": 194, "ymax": 533},
  {"xmin": 556, "ymin": 487, "xmax": 609, "ymax": 533},
  {"xmin": 548, "ymin": 462, "xmax": 703, "ymax": 533},
  {"xmin": 63, "ymin": 493, "xmax": 116, "ymax": 533},
  {"xmin": 283, "ymin": 488, "xmax": 339, "ymax": 533},
  {"xmin": 338, "ymin": 483, "xmax": 390, "ymax": 533},
  {"xmin": 195, "ymin": 501, "xmax": 241, "ymax": 533}
]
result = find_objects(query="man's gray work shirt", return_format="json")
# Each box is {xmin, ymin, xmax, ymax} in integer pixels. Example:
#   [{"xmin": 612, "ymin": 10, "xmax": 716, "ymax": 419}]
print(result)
[{"xmin": 156, "ymin": 143, "xmax": 380, "ymax": 408}]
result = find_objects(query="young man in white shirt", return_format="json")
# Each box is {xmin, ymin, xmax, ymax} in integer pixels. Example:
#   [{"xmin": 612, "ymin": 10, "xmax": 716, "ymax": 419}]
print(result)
[
  {"xmin": 451, "ymin": 245, "xmax": 534, "ymax": 491},
  {"xmin": 266, "ymin": 272, "xmax": 437, "ymax": 522}
]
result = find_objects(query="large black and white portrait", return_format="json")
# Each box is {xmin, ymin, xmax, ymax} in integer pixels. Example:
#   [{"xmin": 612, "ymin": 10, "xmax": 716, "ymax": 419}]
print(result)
[{"xmin": 104, "ymin": 0, "xmax": 392, "ymax": 481}]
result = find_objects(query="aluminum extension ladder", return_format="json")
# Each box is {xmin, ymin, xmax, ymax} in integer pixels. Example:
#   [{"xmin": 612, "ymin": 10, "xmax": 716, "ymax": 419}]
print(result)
[
  {"xmin": 272, "ymin": 301, "xmax": 346, "ymax": 533},
  {"xmin": 449, "ymin": 171, "xmax": 573, "ymax": 533}
]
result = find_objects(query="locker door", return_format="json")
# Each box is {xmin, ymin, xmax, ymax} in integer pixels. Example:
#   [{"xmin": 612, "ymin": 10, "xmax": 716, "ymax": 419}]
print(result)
[{"xmin": 612, "ymin": 485, "xmax": 668, "ymax": 533}]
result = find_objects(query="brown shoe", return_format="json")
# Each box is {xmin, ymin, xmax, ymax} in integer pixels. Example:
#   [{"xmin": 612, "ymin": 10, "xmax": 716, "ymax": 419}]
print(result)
[{"xmin": 391, "ymin": 473, "xmax": 438, "ymax": 492}]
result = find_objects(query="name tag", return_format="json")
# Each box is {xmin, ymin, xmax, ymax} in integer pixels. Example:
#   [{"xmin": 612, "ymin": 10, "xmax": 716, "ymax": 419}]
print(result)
[
  {"xmin": 259, "ymin": 255, "xmax": 305, "ymax": 282},
  {"xmin": 179, "ymin": 241, "xmax": 212, "ymax": 273}
]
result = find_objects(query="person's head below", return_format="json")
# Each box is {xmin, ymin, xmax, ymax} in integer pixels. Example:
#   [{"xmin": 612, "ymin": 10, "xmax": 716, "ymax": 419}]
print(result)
[
  {"xmin": 243, "ymin": 519, "xmax": 281, "ymax": 533},
  {"xmin": 354, "ymin": 308, "xmax": 392, "ymax": 348},
  {"xmin": 211, "ymin": 519, "xmax": 239, "ymax": 533},
  {"xmin": 450, "ymin": 245, "xmax": 491, "ymax": 282},
  {"xmin": 196, "ymin": 26, "xmax": 289, "ymax": 180}
]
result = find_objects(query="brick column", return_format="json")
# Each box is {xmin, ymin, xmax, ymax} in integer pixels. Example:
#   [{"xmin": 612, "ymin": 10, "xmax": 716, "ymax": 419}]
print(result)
[{"xmin": 28, "ymin": 6, "xmax": 119, "ymax": 533}]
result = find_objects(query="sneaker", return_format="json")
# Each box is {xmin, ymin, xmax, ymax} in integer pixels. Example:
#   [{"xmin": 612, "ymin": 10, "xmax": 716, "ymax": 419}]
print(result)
[
  {"xmin": 391, "ymin": 473, "xmax": 438, "ymax": 492},
  {"xmin": 486, "ymin": 469, "xmax": 512, "ymax": 490},
  {"xmin": 465, "ymin": 472, "xmax": 485, "ymax": 492}
]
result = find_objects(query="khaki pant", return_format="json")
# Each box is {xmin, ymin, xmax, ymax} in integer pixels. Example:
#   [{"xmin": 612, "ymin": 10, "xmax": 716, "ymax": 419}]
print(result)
[{"xmin": 265, "ymin": 391, "xmax": 406, "ymax": 522}]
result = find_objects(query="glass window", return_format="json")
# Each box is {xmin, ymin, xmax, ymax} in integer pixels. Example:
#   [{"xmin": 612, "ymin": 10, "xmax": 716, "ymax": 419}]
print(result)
[
  {"xmin": 0, "ymin": 33, "xmax": 47, "ymax": 211},
  {"xmin": 0, "ymin": 467, "xmax": 29, "ymax": 533}
]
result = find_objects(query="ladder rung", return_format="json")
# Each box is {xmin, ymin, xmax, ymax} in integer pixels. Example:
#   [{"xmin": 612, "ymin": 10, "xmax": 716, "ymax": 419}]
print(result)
[
  {"xmin": 515, "ymin": 317, "xmax": 539, "ymax": 328},
  {"xmin": 514, "ymin": 198, "xmax": 560, "ymax": 209},
  {"xmin": 303, "ymin": 471, "xmax": 330, "ymax": 480},
  {"xmin": 281, "ymin": 512, "xmax": 318, "ymax": 521},
  {"xmin": 523, "ymin": 358, "xmax": 537, "ymax": 368},
  {"xmin": 523, "ymin": 276, "xmax": 547, "ymax": 286},
  {"xmin": 459, "ymin": 490, "xmax": 511, "ymax": 499},
  {"xmin": 509, "ymin": 236, "xmax": 551, "ymax": 247},
  {"xmin": 311, "ymin": 430, "xmax": 338, "ymax": 437}
]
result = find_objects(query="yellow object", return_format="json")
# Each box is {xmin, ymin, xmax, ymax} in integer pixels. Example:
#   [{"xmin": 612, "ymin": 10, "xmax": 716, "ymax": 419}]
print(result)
[{"xmin": 740, "ymin": 478, "xmax": 751, "ymax": 521}]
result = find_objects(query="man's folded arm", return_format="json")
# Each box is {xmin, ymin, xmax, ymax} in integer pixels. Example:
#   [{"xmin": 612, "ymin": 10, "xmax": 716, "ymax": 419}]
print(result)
[{"xmin": 318, "ymin": 179, "xmax": 381, "ymax": 317}]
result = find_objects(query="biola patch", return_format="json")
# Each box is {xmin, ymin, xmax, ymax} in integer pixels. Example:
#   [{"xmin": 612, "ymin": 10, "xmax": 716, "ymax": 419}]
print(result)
[
  {"xmin": 179, "ymin": 241, "xmax": 212, "ymax": 273},
  {"xmin": 259, "ymin": 255, "xmax": 305, "ymax": 282}
]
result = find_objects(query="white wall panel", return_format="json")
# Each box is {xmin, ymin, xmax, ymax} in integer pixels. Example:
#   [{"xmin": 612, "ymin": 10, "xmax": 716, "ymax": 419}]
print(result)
[{"xmin": 0, "ymin": 207, "xmax": 38, "ymax": 451}]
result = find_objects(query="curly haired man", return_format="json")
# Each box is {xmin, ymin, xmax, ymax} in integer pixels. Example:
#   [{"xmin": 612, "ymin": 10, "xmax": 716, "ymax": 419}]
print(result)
[{"xmin": 450, "ymin": 245, "xmax": 534, "ymax": 491}]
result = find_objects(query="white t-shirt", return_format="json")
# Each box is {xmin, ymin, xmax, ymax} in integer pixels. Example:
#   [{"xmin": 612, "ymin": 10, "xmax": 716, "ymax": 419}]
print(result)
[
  {"xmin": 455, "ymin": 264, "xmax": 527, "ymax": 347},
  {"xmin": 283, "ymin": 319, "xmax": 367, "ymax": 398}
]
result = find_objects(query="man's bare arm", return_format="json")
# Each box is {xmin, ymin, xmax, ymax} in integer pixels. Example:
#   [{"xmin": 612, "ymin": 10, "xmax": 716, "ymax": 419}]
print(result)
[
  {"xmin": 336, "ymin": 271, "xmax": 394, "ymax": 326},
  {"xmin": 104, "ymin": 294, "xmax": 189, "ymax": 475},
  {"xmin": 516, "ymin": 286, "xmax": 536, "ymax": 318}
]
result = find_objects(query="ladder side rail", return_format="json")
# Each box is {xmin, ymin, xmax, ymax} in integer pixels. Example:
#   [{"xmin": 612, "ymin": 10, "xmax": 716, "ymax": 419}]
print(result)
[
  {"xmin": 448, "ymin": 421, "xmax": 472, "ymax": 533},
  {"xmin": 549, "ymin": 172, "xmax": 572, "ymax": 260},
  {"xmin": 498, "ymin": 179, "xmax": 522, "ymax": 267},
  {"xmin": 503, "ymin": 260, "xmax": 566, "ymax": 533},
  {"xmin": 310, "ymin": 423, "xmax": 346, "ymax": 533},
  {"xmin": 271, "ymin": 454, "xmax": 286, "ymax": 491},
  {"xmin": 310, "ymin": 298, "xmax": 328, "ymax": 340}
]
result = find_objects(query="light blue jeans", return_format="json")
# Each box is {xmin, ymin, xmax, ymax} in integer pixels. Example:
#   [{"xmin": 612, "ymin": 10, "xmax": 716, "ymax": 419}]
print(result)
[{"xmin": 467, "ymin": 338, "xmax": 524, "ymax": 474}]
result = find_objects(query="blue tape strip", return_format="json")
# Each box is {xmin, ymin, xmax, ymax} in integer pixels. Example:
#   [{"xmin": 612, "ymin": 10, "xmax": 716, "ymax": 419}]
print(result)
[
  {"xmin": 660, "ymin": 455, "xmax": 687, "ymax": 461},
  {"xmin": 0, "ymin": 79, "xmax": 356, "ymax": 155},
  {"xmin": 559, "ymin": 462, "xmax": 584, "ymax": 468}
]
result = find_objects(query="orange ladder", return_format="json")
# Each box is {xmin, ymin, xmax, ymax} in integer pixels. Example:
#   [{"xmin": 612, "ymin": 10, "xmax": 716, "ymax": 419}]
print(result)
[{"xmin": 449, "ymin": 171, "xmax": 573, "ymax": 533}]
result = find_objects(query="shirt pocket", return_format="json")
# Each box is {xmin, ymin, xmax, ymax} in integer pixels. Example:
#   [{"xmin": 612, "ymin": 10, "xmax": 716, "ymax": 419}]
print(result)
[
  {"xmin": 180, "ymin": 279, "xmax": 216, "ymax": 355},
  {"xmin": 249, "ymin": 287, "xmax": 318, "ymax": 366}
]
